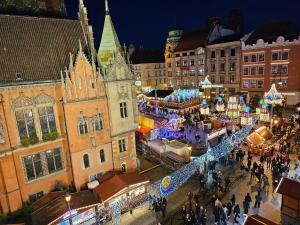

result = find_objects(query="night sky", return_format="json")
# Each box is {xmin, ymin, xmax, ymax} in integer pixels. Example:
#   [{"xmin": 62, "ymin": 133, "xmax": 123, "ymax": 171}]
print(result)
[{"xmin": 64, "ymin": 0, "xmax": 300, "ymax": 50}]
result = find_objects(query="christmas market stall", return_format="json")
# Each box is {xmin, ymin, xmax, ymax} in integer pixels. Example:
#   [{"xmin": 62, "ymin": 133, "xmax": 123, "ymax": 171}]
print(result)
[
  {"xmin": 242, "ymin": 214, "xmax": 279, "ymax": 225},
  {"xmin": 94, "ymin": 172, "xmax": 150, "ymax": 210},
  {"xmin": 275, "ymin": 177, "xmax": 300, "ymax": 220},
  {"xmin": 246, "ymin": 126, "xmax": 273, "ymax": 156}
]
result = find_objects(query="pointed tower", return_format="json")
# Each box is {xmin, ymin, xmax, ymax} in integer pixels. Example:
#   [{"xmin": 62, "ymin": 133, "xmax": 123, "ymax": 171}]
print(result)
[
  {"xmin": 99, "ymin": 0, "xmax": 138, "ymax": 173},
  {"xmin": 97, "ymin": 0, "xmax": 122, "ymax": 69}
]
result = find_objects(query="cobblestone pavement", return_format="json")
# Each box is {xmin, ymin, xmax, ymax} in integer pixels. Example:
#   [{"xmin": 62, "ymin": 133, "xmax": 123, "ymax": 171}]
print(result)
[{"xmin": 114, "ymin": 152, "xmax": 300, "ymax": 225}]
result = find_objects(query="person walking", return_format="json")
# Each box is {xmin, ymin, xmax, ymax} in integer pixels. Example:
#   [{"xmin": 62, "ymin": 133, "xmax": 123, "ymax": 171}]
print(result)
[
  {"xmin": 230, "ymin": 194, "xmax": 236, "ymax": 206},
  {"xmin": 243, "ymin": 193, "xmax": 252, "ymax": 214},
  {"xmin": 233, "ymin": 204, "xmax": 240, "ymax": 223},
  {"xmin": 254, "ymin": 192, "xmax": 262, "ymax": 208}
]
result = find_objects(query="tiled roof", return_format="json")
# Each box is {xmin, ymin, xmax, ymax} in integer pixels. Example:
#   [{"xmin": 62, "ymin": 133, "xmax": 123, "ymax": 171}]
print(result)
[
  {"xmin": 0, "ymin": 14, "xmax": 88, "ymax": 85},
  {"xmin": 246, "ymin": 21, "xmax": 300, "ymax": 45},
  {"xmin": 243, "ymin": 214, "xmax": 278, "ymax": 225},
  {"xmin": 276, "ymin": 177, "xmax": 300, "ymax": 199},
  {"xmin": 31, "ymin": 190, "xmax": 99, "ymax": 225},
  {"xmin": 174, "ymin": 27, "xmax": 211, "ymax": 52}
]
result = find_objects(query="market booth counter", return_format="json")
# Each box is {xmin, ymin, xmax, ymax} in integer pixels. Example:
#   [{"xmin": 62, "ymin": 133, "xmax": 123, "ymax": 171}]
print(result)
[
  {"xmin": 275, "ymin": 177, "xmax": 300, "ymax": 221},
  {"xmin": 94, "ymin": 171, "xmax": 150, "ymax": 212},
  {"xmin": 31, "ymin": 190, "xmax": 100, "ymax": 225},
  {"xmin": 242, "ymin": 214, "xmax": 279, "ymax": 225}
]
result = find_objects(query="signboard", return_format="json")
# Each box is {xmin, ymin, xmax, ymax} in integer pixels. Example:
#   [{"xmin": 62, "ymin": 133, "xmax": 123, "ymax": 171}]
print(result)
[{"xmin": 160, "ymin": 176, "xmax": 173, "ymax": 195}]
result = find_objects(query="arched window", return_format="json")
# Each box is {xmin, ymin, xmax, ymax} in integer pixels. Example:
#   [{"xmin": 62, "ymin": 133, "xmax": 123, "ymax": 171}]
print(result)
[
  {"xmin": 83, "ymin": 154, "xmax": 90, "ymax": 168},
  {"xmin": 0, "ymin": 124, "xmax": 5, "ymax": 144},
  {"xmin": 94, "ymin": 114, "xmax": 104, "ymax": 131},
  {"xmin": 99, "ymin": 149, "xmax": 105, "ymax": 163},
  {"xmin": 79, "ymin": 120, "xmax": 88, "ymax": 135}
]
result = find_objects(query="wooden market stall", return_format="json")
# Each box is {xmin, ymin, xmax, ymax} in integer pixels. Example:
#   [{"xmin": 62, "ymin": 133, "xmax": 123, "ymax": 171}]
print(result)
[
  {"xmin": 246, "ymin": 126, "xmax": 273, "ymax": 156},
  {"xmin": 275, "ymin": 177, "xmax": 300, "ymax": 220},
  {"xmin": 242, "ymin": 214, "xmax": 279, "ymax": 225}
]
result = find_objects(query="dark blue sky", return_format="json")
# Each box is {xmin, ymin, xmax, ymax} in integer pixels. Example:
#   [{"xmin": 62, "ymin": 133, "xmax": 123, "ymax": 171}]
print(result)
[{"xmin": 64, "ymin": 0, "xmax": 300, "ymax": 49}]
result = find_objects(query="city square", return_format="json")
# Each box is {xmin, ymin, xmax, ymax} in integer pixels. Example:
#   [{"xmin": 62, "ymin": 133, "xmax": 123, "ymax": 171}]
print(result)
[{"xmin": 0, "ymin": 0, "xmax": 299, "ymax": 225}]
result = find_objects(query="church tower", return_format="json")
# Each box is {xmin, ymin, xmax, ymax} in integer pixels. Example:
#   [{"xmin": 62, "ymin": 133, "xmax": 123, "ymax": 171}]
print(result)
[
  {"xmin": 97, "ymin": 0, "xmax": 122, "ymax": 69},
  {"xmin": 99, "ymin": 0, "xmax": 138, "ymax": 172}
]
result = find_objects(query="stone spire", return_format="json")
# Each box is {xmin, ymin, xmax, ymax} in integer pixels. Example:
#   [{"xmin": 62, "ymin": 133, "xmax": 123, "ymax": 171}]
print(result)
[{"xmin": 97, "ymin": 0, "xmax": 122, "ymax": 69}]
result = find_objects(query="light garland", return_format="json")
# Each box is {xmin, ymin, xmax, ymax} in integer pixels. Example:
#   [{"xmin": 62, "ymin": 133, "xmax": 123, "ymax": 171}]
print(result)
[{"xmin": 106, "ymin": 117, "xmax": 258, "ymax": 224}]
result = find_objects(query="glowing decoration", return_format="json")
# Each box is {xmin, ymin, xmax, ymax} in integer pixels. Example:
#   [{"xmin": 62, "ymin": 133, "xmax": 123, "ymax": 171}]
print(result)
[
  {"xmin": 106, "ymin": 117, "xmax": 258, "ymax": 225},
  {"xmin": 200, "ymin": 76, "xmax": 212, "ymax": 88},
  {"xmin": 216, "ymin": 96, "xmax": 225, "ymax": 112},
  {"xmin": 160, "ymin": 176, "xmax": 174, "ymax": 195},
  {"xmin": 226, "ymin": 96, "xmax": 239, "ymax": 119},
  {"xmin": 200, "ymin": 98, "xmax": 210, "ymax": 115},
  {"xmin": 241, "ymin": 105, "xmax": 252, "ymax": 125},
  {"xmin": 264, "ymin": 83, "xmax": 283, "ymax": 105},
  {"xmin": 238, "ymin": 96, "xmax": 245, "ymax": 112}
]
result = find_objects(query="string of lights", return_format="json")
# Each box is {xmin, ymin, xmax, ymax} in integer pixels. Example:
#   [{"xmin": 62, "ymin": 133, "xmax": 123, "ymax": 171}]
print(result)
[{"xmin": 108, "ymin": 117, "xmax": 258, "ymax": 224}]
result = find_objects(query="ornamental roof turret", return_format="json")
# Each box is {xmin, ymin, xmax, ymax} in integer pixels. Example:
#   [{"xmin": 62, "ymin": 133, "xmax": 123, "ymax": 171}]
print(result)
[{"xmin": 97, "ymin": 0, "xmax": 122, "ymax": 69}]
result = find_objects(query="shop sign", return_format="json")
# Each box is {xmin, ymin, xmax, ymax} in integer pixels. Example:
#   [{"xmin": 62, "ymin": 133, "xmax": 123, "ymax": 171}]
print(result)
[{"xmin": 160, "ymin": 176, "xmax": 173, "ymax": 195}]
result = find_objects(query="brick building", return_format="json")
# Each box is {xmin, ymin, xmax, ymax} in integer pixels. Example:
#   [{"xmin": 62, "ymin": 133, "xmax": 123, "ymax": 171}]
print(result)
[
  {"xmin": 240, "ymin": 22, "xmax": 300, "ymax": 105},
  {"xmin": 131, "ymin": 49, "xmax": 167, "ymax": 88},
  {"xmin": 0, "ymin": 0, "xmax": 137, "ymax": 215}
]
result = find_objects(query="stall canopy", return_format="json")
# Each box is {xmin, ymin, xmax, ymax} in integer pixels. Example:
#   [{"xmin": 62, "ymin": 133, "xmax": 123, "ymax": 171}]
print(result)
[
  {"xmin": 275, "ymin": 177, "xmax": 300, "ymax": 200},
  {"xmin": 247, "ymin": 126, "xmax": 272, "ymax": 145},
  {"xmin": 94, "ymin": 172, "xmax": 149, "ymax": 203},
  {"xmin": 31, "ymin": 190, "xmax": 99, "ymax": 225},
  {"xmin": 242, "ymin": 214, "xmax": 279, "ymax": 225}
]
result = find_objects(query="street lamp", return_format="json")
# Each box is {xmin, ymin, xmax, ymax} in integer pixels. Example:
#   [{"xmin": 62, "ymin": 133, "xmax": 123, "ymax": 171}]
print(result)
[{"xmin": 65, "ymin": 192, "xmax": 73, "ymax": 225}]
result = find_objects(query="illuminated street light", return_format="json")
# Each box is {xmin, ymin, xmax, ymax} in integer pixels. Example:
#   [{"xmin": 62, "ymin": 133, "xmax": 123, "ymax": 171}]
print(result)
[{"xmin": 65, "ymin": 192, "xmax": 73, "ymax": 225}]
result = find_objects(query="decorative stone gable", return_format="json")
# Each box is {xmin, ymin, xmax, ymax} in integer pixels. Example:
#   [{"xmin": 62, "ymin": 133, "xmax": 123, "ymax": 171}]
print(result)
[
  {"xmin": 12, "ymin": 92, "xmax": 34, "ymax": 109},
  {"xmin": 117, "ymin": 84, "xmax": 129, "ymax": 100},
  {"xmin": 35, "ymin": 92, "xmax": 55, "ymax": 105},
  {"xmin": 106, "ymin": 52, "xmax": 134, "ymax": 81}
]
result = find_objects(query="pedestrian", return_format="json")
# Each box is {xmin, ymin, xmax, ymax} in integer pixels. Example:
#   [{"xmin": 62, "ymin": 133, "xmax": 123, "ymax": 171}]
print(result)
[
  {"xmin": 263, "ymin": 175, "xmax": 269, "ymax": 192},
  {"xmin": 254, "ymin": 192, "xmax": 262, "ymax": 208},
  {"xmin": 181, "ymin": 205, "xmax": 187, "ymax": 220},
  {"xmin": 187, "ymin": 191, "xmax": 193, "ymax": 209},
  {"xmin": 243, "ymin": 193, "xmax": 252, "ymax": 214},
  {"xmin": 148, "ymin": 194, "xmax": 152, "ymax": 210},
  {"xmin": 230, "ymin": 194, "xmax": 236, "ymax": 206},
  {"xmin": 250, "ymin": 167, "xmax": 255, "ymax": 182},
  {"xmin": 225, "ymin": 177, "xmax": 230, "ymax": 192},
  {"xmin": 233, "ymin": 204, "xmax": 240, "ymax": 223}
]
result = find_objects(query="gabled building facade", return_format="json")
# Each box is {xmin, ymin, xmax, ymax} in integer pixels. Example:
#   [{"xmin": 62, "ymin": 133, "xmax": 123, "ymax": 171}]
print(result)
[{"xmin": 0, "ymin": 0, "xmax": 137, "ymax": 215}]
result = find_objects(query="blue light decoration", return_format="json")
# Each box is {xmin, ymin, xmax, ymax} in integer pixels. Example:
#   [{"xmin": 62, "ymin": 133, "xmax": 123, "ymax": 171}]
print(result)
[
  {"xmin": 107, "ymin": 117, "xmax": 258, "ymax": 225},
  {"xmin": 264, "ymin": 83, "xmax": 283, "ymax": 105},
  {"xmin": 165, "ymin": 89, "xmax": 200, "ymax": 103},
  {"xmin": 160, "ymin": 176, "xmax": 174, "ymax": 195}
]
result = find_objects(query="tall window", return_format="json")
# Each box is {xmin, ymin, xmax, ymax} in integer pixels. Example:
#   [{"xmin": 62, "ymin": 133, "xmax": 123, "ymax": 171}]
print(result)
[
  {"xmin": 118, "ymin": 139, "xmax": 127, "ymax": 152},
  {"xmin": 220, "ymin": 63, "xmax": 225, "ymax": 72},
  {"xmin": 230, "ymin": 49, "xmax": 235, "ymax": 57},
  {"xmin": 94, "ymin": 114, "xmax": 104, "ymax": 131},
  {"xmin": 211, "ymin": 64, "xmax": 216, "ymax": 72},
  {"xmin": 99, "ymin": 149, "xmax": 105, "ymax": 163},
  {"xmin": 83, "ymin": 154, "xmax": 90, "ymax": 168},
  {"xmin": 242, "ymin": 80, "xmax": 249, "ymax": 88},
  {"xmin": 272, "ymin": 52, "xmax": 279, "ymax": 61},
  {"xmin": 282, "ymin": 51, "xmax": 289, "ymax": 60},
  {"xmin": 250, "ymin": 80, "xmax": 256, "ymax": 88},
  {"xmin": 0, "ymin": 124, "xmax": 5, "ymax": 144},
  {"xmin": 78, "ymin": 120, "xmax": 88, "ymax": 135},
  {"xmin": 251, "ymin": 55, "xmax": 257, "ymax": 62},
  {"xmin": 29, "ymin": 191, "xmax": 44, "ymax": 203},
  {"xmin": 23, "ymin": 153, "xmax": 43, "ymax": 181},
  {"xmin": 38, "ymin": 106, "xmax": 57, "ymax": 134},
  {"xmin": 230, "ymin": 75, "xmax": 235, "ymax": 83},
  {"xmin": 258, "ymin": 66, "xmax": 264, "ymax": 75},
  {"xmin": 258, "ymin": 53, "xmax": 265, "ymax": 62},
  {"xmin": 243, "ymin": 67, "xmax": 249, "ymax": 75},
  {"xmin": 243, "ymin": 55, "xmax": 249, "ymax": 63},
  {"xmin": 250, "ymin": 67, "xmax": 257, "ymax": 75},
  {"xmin": 45, "ymin": 148, "xmax": 63, "ymax": 174},
  {"xmin": 220, "ymin": 50, "xmax": 225, "ymax": 57},
  {"xmin": 229, "ymin": 63, "xmax": 235, "ymax": 71},
  {"xmin": 257, "ymin": 80, "xmax": 264, "ymax": 88},
  {"xmin": 120, "ymin": 102, "xmax": 128, "ymax": 118},
  {"xmin": 220, "ymin": 76, "xmax": 225, "ymax": 84},
  {"xmin": 190, "ymin": 60, "xmax": 194, "ymax": 66},
  {"xmin": 16, "ymin": 109, "xmax": 36, "ymax": 139},
  {"xmin": 211, "ymin": 51, "xmax": 216, "ymax": 58}
]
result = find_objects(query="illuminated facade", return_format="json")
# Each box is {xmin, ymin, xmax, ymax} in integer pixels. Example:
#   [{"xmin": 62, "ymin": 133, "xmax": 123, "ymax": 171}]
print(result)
[{"xmin": 240, "ymin": 21, "xmax": 300, "ymax": 105}]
